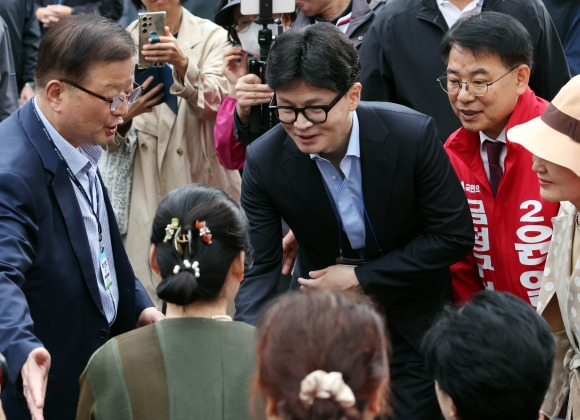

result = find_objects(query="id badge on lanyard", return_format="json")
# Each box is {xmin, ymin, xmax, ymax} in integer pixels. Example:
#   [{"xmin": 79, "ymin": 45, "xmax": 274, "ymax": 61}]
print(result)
[{"xmin": 99, "ymin": 247, "xmax": 112, "ymax": 290}]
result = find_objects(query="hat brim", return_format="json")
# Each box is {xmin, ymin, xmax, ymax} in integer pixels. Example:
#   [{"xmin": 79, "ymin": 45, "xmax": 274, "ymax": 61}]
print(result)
[
  {"xmin": 509, "ymin": 116, "xmax": 580, "ymax": 178},
  {"xmin": 215, "ymin": 0, "xmax": 240, "ymax": 27}
]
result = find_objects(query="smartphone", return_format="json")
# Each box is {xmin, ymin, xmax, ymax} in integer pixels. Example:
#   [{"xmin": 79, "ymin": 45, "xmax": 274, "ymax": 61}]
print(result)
[
  {"xmin": 138, "ymin": 11, "xmax": 166, "ymax": 70},
  {"xmin": 240, "ymin": 0, "xmax": 295, "ymax": 16}
]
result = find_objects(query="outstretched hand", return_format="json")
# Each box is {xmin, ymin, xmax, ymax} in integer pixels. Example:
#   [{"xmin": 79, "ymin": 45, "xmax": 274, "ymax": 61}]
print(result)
[
  {"xmin": 21, "ymin": 347, "xmax": 51, "ymax": 420},
  {"xmin": 137, "ymin": 307, "xmax": 165, "ymax": 327}
]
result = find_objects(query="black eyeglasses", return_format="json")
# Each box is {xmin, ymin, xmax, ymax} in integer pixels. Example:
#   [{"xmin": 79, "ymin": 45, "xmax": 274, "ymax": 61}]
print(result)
[
  {"xmin": 59, "ymin": 79, "xmax": 143, "ymax": 112},
  {"xmin": 269, "ymin": 90, "xmax": 346, "ymax": 124},
  {"xmin": 436, "ymin": 65, "xmax": 519, "ymax": 97}
]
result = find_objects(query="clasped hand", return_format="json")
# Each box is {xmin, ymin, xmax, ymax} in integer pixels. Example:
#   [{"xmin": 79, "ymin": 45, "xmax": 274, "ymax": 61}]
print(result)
[{"xmin": 297, "ymin": 265, "xmax": 362, "ymax": 292}]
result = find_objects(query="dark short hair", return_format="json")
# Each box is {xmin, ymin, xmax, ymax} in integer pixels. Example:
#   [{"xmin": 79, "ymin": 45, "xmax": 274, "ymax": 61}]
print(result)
[
  {"xmin": 35, "ymin": 13, "xmax": 136, "ymax": 88},
  {"xmin": 440, "ymin": 11, "xmax": 533, "ymax": 69},
  {"xmin": 266, "ymin": 22, "xmax": 360, "ymax": 93},
  {"xmin": 422, "ymin": 290, "xmax": 554, "ymax": 420},
  {"xmin": 254, "ymin": 290, "xmax": 391, "ymax": 420},
  {"xmin": 150, "ymin": 184, "xmax": 252, "ymax": 306}
]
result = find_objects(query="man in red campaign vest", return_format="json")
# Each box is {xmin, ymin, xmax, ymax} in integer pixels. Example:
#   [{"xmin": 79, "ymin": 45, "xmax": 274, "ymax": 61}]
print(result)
[{"xmin": 442, "ymin": 12, "xmax": 560, "ymax": 307}]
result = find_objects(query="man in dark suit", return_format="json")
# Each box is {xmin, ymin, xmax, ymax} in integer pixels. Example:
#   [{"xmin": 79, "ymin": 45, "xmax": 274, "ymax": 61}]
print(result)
[
  {"xmin": 234, "ymin": 23, "xmax": 475, "ymax": 420},
  {"xmin": 0, "ymin": 14, "xmax": 163, "ymax": 420}
]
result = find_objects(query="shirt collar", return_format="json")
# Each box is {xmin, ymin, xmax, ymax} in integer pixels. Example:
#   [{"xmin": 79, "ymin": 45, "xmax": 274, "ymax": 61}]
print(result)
[
  {"xmin": 33, "ymin": 97, "xmax": 102, "ymax": 177},
  {"xmin": 479, "ymin": 127, "xmax": 507, "ymax": 148},
  {"xmin": 312, "ymin": 0, "xmax": 353, "ymax": 24},
  {"xmin": 436, "ymin": 0, "xmax": 483, "ymax": 8}
]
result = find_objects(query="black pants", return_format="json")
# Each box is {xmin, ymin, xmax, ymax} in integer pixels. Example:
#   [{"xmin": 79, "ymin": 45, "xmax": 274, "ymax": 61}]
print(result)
[{"xmin": 388, "ymin": 327, "xmax": 442, "ymax": 420}]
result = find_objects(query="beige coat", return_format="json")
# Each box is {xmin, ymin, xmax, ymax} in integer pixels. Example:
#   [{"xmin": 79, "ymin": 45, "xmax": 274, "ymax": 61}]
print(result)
[
  {"xmin": 538, "ymin": 201, "xmax": 580, "ymax": 419},
  {"xmin": 104, "ymin": 8, "xmax": 241, "ymax": 304}
]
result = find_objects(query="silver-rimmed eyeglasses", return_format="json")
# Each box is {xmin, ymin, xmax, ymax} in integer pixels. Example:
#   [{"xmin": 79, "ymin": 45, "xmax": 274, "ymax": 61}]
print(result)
[
  {"xmin": 59, "ymin": 79, "xmax": 143, "ymax": 112},
  {"xmin": 436, "ymin": 65, "xmax": 519, "ymax": 97},
  {"xmin": 269, "ymin": 90, "xmax": 346, "ymax": 124}
]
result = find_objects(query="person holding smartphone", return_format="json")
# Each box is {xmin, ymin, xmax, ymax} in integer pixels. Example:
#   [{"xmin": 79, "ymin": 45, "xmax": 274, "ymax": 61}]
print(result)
[{"xmin": 101, "ymin": 0, "xmax": 240, "ymax": 307}]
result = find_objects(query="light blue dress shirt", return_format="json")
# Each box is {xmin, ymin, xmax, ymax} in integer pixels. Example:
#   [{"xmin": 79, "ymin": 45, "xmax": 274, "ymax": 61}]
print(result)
[
  {"xmin": 311, "ymin": 111, "xmax": 365, "ymax": 251},
  {"xmin": 33, "ymin": 98, "xmax": 119, "ymax": 324}
]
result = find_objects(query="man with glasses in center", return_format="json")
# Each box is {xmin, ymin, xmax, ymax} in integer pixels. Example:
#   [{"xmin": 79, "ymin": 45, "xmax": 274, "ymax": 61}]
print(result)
[
  {"xmin": 235, "ymin": 22, "xmax": 474, "ymax": 420},
  {"xmin": 441, "ymin": 12, "xmax": 560, "ymax": 308},
  {"xmin": 0, "ymin": 13, "xmax": 164, "ymax": 420}
]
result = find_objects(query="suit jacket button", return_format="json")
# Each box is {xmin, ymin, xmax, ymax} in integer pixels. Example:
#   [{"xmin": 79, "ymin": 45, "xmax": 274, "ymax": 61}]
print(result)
[
  {"xmin": 176, "ymin": 147, "xmax": 184, "ymax": 156},
  {"xmin": 140, "ymin": 143, "xmax": 148, "ymax": 151},
  {"xmin": 98, "ymin": 329, "xmax": 108, "ymax": 339}
]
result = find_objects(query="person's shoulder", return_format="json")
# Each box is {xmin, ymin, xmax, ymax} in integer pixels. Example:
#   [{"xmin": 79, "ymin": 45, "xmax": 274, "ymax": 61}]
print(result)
[
  {"xmin": 358, "ymin": 101, "xmax": 431, "ymax": 122},
  {"xmin": 0, "ymin": 107, "xmax": 36, "ymax": 158},
  {"xmin": 183, "ymin": 7, "xmax": 226, "ymax": 33},
  {"xmin": 489, "ymin": 0, "xmax": 547, "ymax": 14},
  {"xmin": 230, "ymin": 320, "xmax": 256, "ymax": 334},
  {"xmin": 247, "ymin": 125, "xmax": 288, "ymax": 153},
  {"xmin": 358, "ymin": 102, "xmax": 441, "ymax": 145},
  {"xmin": 375, "ymin": 0, "xmax": 425, "ymax": 22},
  {"xmin": 126, "ymin": 17, "xmax": 139, "ymax": 32}
]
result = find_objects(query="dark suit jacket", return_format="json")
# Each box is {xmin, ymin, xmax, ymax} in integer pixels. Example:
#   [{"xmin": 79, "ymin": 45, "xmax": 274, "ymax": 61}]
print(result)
[
  {"xmin": 235, "ymin": 101, "xmax": 474, "ymax": 349},
  {"xmin": 0, "ymin": 0, "xmax": 40, "ymax": 91},
  {"xmin": 0, "ymin": 101, "xmax": 153, "ymax": 420}
]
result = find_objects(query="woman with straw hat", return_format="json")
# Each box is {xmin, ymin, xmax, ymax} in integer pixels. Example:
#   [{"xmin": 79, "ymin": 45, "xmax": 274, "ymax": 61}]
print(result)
[{"xmin": 509, "ymin": 75, "xmax": 580, "ymax": 420}]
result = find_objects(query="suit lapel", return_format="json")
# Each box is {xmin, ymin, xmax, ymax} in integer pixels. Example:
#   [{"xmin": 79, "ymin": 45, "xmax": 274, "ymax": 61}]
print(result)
[
  {"xmin": 279, "ymin": 136, "xmax": 350, "ymax": 250},
  {"xmin": 357, "ymin": 103, "xmax": 396, "ymax": 253},
  {"xmin": 22, "ymin": 102, "xmax": 106, "ymax": 316}
]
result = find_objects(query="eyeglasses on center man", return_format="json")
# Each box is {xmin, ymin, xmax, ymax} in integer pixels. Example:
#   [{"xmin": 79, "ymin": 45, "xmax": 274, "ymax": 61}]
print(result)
[{"xmin": 269, "ymin": 90, "xmax": 346, "ymax": 124}]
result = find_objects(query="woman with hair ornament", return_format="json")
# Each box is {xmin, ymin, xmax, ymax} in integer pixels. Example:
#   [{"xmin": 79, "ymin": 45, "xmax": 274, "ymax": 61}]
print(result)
[
  {"xmin": 253, "ymin": 289, "xmax": 391, "ymax": 420},
  {"xmin": 77, "ymin": 183, "xmax": 259, "ymax": 420}
]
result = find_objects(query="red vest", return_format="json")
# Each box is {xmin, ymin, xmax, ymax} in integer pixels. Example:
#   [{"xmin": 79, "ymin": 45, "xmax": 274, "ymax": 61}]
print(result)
[{"xmin": 445, "ymin": 88, "xmax": 560, "ymax": 308}]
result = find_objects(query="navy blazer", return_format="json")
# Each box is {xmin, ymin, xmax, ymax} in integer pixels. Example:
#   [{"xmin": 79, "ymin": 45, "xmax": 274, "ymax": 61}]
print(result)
[
  {"xmin": 235, "ymin": 101, "xmax": 474, "ymax": 348},
  {"xmin": 0, "ymin": 101, "xmax": 152, "ymax": 419}
]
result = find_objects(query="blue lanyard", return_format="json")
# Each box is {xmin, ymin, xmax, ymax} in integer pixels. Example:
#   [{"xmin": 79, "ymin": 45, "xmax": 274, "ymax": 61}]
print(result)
[
  {"xmin": 32, "ymin": 106, "xmax": 104, "ymax": 250},
  {"xmin": 320, "ymin": 177, "xmax": 383, "ymax": 259}
]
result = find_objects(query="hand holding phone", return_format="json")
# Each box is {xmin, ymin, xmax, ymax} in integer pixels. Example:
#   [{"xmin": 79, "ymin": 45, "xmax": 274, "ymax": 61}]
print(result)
[{"xmin": 138, "ymin": 11, "xmax": 166, "ymax": 70}]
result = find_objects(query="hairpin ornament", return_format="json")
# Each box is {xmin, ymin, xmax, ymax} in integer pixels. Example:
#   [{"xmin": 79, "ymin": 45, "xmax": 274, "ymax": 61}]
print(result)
[
  {"xmin": 195, "ymin": 220, "xmax": 212, "ymax": 244},
  {"xmin": 172, "ymin": 259, "xmax": 200, "ymax": 277},
  {"xmin": 164, "ymin": 218, "xmax": 180, "ymax": 243},
  {"xmin": 299, "ymin": 370, "xmax": 355, "ymax": 408},
  {"xmin": 173, "ymin": 226, "xmax": 192, "ymax": 256}
]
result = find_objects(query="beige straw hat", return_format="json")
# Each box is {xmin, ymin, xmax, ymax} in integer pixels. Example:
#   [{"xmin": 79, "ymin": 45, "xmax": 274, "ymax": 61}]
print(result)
[{"xmin": 508, "ymin": 75, "xmax": 580, "ymax": 177}]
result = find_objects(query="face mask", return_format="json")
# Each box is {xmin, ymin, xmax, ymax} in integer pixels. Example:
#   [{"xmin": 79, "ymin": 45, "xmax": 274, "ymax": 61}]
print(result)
[{"xmin": 237, "ymin": 22, "xmax": 280, "ymax": 58}]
